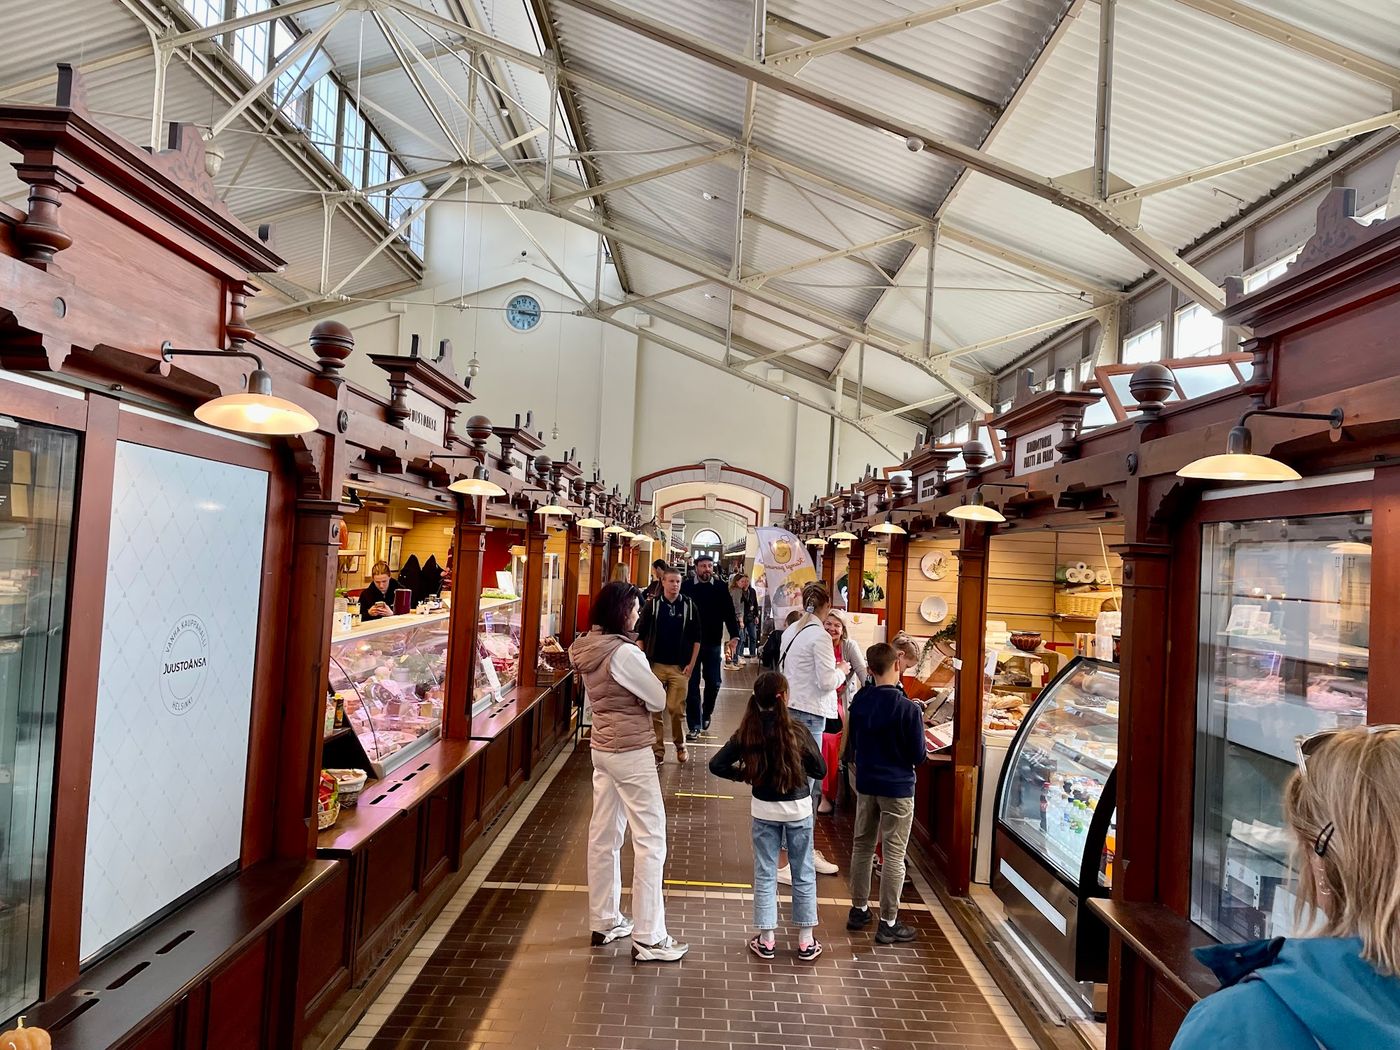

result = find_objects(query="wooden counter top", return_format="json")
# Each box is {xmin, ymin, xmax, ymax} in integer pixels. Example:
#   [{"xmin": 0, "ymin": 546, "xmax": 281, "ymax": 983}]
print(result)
[
  {"xmin": 1088, "ymin": 899, "xmax": 1221, "ymax": 1004},
  {"xmin": 316, "ymin": 738, "xmax": 490, "ymax": 854},
  {"xmin": 23, "ymin": 860, "xmax": 337, "ymax": 1049},
  {"xmin": 470, "ymin": 672, "xmax": 573, "ymax": 741}
]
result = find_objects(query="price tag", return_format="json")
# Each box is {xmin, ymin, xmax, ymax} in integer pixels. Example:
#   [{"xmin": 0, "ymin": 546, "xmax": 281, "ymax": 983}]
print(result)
[{"xmin": 951, "ymin": 658, "xmax": 963, "ymax": 671}]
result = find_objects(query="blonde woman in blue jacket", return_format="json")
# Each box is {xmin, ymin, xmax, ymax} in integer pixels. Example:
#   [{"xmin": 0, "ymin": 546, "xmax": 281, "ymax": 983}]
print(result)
[{"xmin": 1172, "ymin": 726, "xmax": 1400, "ymax": 1048}]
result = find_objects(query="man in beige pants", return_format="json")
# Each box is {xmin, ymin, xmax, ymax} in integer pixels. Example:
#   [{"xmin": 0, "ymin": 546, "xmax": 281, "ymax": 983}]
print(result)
[{"xmin": 635, "ymin": 566, "xmax": 700, "ymax": 764}]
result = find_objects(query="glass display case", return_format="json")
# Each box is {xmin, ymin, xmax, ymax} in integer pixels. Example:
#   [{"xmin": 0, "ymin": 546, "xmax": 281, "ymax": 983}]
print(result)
[
  {"xmin": 994, "ymin": 656, "xmax": 1120, "ymax": 1002},
  {"xmin": 541, "ymin": 551, "xmax": 562, "ymax": 640},
  {"xmin": 328, "ymin": 612, "xmax": 449, "ymax": 777},
  {"xmin": 474, "ymin": 594, "xmax": 522, "ymax": 710},
  {"xmin": 1192, "ymin": 513, "xmax": 1370, "ymax": 943}
]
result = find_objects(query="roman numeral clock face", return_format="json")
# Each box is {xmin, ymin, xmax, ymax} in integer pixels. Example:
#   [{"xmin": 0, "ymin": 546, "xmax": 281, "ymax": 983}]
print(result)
[{"xmin": 506, "ymin": 293, "xmax": 542, "ymax": 332}]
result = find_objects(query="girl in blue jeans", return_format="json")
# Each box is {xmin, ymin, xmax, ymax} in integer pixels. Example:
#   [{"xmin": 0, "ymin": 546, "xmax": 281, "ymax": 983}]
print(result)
[{"xmin": 710, "ymin": 671, "xmax": 828, "ymax": 960}]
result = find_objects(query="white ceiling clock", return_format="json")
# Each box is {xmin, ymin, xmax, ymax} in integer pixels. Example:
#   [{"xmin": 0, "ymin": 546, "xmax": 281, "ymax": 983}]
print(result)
[{"xmin": 505, "ymin": 293, "xmax": 542, "ymax": 332}]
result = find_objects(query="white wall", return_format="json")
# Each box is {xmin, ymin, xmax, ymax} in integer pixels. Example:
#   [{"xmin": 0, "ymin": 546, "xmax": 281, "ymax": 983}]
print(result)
[{"xmin": 266, "ymin": 183, "xmax": 923, "ymax": 503}]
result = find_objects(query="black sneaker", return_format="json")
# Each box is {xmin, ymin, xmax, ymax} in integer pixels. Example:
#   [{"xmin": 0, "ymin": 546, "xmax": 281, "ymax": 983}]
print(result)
[
  {"xmin": 796, "ymin": 939, "xmax": 823, "ymax": 962},
  {"xmin": 702, "ymin": 719, "xmax": 712, "ymax": 732},
  {"xmin": 686, "ymin": 729, "xmax": 700, "ymax": 742},
  {"xmin": 846, "ymin": 907, "xmax": 872, "ymax": 931},
  {"xmin": 875, "ymin": 920, "xmax": 917, "ymax": 945}
]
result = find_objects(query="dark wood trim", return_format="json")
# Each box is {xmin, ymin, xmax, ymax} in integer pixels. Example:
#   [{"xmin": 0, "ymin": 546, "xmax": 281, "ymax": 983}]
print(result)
[
  {"xmin": 884, "ymin": 533, "xmax": 908, "ymax": 636},
  {"xmin": 43, "ymin": 391, "xmax": 117, "ymax": 996},
  {"xmin": 846, "ymin": 539, "xmax": 865, "ymax": 614},
  {"xmin": 443, "ymin": 499, "xmax": 487, "ymax": 740},
  {"xmin": 562, "ymin": 523, "xmax": 581, "ymax": 645},
  {"xmin": 948, "ymin": 522, "xmax": 990, "ymax": 897}
]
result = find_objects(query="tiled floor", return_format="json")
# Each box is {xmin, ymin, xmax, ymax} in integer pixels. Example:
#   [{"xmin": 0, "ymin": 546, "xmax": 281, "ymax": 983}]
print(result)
[{"xmin": 341, "ymin": 667, "xmax": 1037, "ymax": 1050}]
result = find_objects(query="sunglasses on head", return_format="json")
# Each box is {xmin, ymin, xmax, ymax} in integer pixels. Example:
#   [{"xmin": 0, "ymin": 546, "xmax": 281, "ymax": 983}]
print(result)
[{"xmin": 1294, "ymin": 724, "xmax": 1400, "ymax": 856}]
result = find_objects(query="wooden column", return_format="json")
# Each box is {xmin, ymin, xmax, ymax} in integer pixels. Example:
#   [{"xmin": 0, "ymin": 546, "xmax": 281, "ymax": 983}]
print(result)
[
  {"xmin": 948, "ymin": 521, "xmax": 992, "ymax": 896},
  {"xmin": 443, "ymin": 497, "xmax": 488, "ymax": 740},
  {"xmin": 847, "ymin": 539, "xmax": 865, "ymax": 613},
  {"xmin": 589, "ymin": 534, "xmax": 606, "ymax": 596},
  {"xmin": 1112, "ymin": 537, "xmax": 1175, "ymax": 905},
  {"xmin": 517, "ymin": 514, "xmax": 548, "ymax": 689},
  {"xmin": 885, "ymin": 533, "xmax": 908, "ymax": 636},
  {"xmin": 821, "ymin": 541, "xmax": 837, "ymax": 593},
  {"xmin": 43, "ymin": 394, "xmax": 118, "ymax": 996},
  {"xmin": 562, "ymin": 522, "xmax": 582, "ymax": 645},
  {"xmin": 274, "ymin": 499, "xmax": 350, "ymax": 860}
]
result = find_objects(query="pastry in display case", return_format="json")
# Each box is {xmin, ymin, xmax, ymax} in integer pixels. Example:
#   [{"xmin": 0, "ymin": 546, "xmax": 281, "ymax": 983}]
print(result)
[
  {"xmin": 473, "ymin": 593, "xmax": 522, "ymax": 711},
  {"xmin": 1192, "ymin": 513, "xmax": 1370, "ymax": 943},
  {"xmin": 327, "ymin": 612, "xmax": 449, "ymax": 778},
  {"xmin": 993, "ymin": 656, "xmax": 1120, "ymax": 1007}
]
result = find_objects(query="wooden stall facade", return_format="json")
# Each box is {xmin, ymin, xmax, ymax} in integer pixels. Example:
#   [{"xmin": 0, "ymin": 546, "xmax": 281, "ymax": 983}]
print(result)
[{"xmin": 0, "ymin": 73, "xmax": 586, "ymax": 1049}]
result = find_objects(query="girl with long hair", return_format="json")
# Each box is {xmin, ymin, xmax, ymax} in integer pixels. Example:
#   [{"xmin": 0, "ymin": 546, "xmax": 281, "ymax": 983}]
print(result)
[{"xmin": 710, "ymin": 671, "xmax": 827, "ymax": 961}]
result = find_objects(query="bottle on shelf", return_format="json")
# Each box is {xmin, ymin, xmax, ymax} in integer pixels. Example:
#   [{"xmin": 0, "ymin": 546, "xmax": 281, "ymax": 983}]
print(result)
[{"xmin": 333, "ymin": 691, "xmax": 348, "ymax": 730}]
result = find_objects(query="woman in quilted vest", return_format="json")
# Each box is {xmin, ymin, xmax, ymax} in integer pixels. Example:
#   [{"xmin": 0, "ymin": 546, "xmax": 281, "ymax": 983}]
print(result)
[{"xmin": 569, "ymin": 580, "xmax": 689, "ymax": 963}]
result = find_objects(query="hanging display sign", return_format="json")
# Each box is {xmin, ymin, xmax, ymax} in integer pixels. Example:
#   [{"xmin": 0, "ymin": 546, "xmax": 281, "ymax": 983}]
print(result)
[
  {"xmin": 755, "ymin": 526, "xmax": 818, "ymax": 625},
  {"xmin": 1013, "ymin": 422, "xmax": 1061, "ymax": 477},
  {"xmin": 402, "ymin": 389, "xmax": 446, "ymax": 446}
]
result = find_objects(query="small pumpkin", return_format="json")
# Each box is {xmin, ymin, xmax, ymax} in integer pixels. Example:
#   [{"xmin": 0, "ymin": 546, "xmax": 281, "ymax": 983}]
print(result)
[{"xmin": 1, "ymin": 1017, "xmax": 52, "ymax": 1050}]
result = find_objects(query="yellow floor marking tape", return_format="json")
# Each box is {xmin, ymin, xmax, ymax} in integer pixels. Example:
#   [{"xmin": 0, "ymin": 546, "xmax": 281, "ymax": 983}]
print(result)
[
  {"xmin": 664, "ymin": 879, "xmax": 752, "ymax": 889},
  {"xmin": 673, "ymin": 791, "xmax": 734, "ymax": 799}
]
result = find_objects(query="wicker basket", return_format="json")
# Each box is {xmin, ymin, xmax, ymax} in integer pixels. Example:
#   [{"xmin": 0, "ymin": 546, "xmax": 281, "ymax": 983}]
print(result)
[
  {"xmin": 540, "ymin": 650, "xmax": 571, "ymax": 674},
  {"xmin": 316, "ymin": 771, "xmax": 341, "ymax": 830},
  {"xmin": 1056, "ymin": 588, "xmax": 1121, "ymax": 619},
  {"xmin": 326, "ymin": 768, "xmax": 368, "ymax": 807}
]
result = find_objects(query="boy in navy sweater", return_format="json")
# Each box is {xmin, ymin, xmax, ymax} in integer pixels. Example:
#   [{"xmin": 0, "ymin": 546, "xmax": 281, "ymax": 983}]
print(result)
[{"xmin": 844, "ymin": 641, "xmax": 928, "ymax": 944}]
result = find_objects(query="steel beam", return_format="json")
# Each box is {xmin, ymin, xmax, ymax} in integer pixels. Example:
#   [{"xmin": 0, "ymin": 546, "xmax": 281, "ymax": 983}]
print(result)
[
  {"xmin": 329, "ymin": 175, "xmax": 461, "ymax": 295},
  {"xmin": 210, "ymin": 8, "xmax": 344, "ymax": 138},
  {"xmin": 553, "ymin": 0, "xmax": 1221, "ymax": 311},
  {"xmin": 926, "ymin": 306, "xmax": 1104, "ymax": 365},
  {"xmin": 592, "ymin": 278, "xmax": 712, "ymax": 314},
  {"xmin": 1174, "ymin": 0, "xmax": 1400, "ymax": 94},
  {"xmin": 0, "ymin": 44, "xmax": 151, "ymax": 100},
  {"xmin": 1109, "ymin": 107, "xmax": 1400, "ymax": 204},
  {"xmin": 741, "ymin": 225, "xmax": 926, "ymax": 288},
  {"xmin": 767, "ymin": 0, "xmax": 1009, "ymax": 67},
  {"xmin": 922, "ymin": 224, "xmax": 937, "ymax": 359},
  {"xmin": 163, "ymin": 0, "xmax": 340, "ymax": 48},
  {"xmin": 550, "ymin": 148, "xmax": 738, "ymax": 206},
  {"xmin": 1093, "ymin": 0, "xmax": 1115, "ymax": 200}
]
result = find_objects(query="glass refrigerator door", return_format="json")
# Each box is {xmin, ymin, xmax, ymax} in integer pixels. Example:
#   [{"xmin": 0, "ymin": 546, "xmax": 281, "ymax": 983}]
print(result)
[
  {"xmin": 997, "ymin": 657, "xmax": 1120, "ymax": 885},
  {"xmin": 1192, "ymin": 513, "xmax": 1370, "ymax": 942}
]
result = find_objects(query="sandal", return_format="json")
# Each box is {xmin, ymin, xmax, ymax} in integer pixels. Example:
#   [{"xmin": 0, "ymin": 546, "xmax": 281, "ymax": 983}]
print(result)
[{"xmin": 748, "ymin": 935, "xmax": 775, "ymax": 960}]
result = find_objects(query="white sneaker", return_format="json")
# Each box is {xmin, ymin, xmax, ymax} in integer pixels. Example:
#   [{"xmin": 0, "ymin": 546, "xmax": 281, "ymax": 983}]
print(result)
[
  {"xmin": 776, "ymin": 865, "xmax": 792, "ymax": 885},
  {"xmin": 590, "ymin": 919, "xmax": 634, "ymax": 946},
  {"xmin": 814, "ymin": 850, "xmax": 839, "ymax": 875},
  {"xmin": 631, "ymin": 935, "xmax": 690, "ymax": 963}
]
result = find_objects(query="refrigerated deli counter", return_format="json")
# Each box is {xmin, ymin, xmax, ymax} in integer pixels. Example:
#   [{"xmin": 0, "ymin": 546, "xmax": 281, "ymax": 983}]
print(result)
[{"xmin": 994, "ymin": 657, "xmax": 1119, "ymax": 1007}]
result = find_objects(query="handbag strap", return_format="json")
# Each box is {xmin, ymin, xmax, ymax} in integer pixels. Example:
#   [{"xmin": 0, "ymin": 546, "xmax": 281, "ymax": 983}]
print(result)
[{"xmin": 780, "ymin": 621, "xmax": 818, "ymax": 669}]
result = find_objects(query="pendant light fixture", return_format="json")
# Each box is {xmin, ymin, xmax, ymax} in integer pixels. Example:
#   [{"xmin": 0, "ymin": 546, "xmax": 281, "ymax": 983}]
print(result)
[
  {"xmin": 604, "ymin": 522, "xmax": 628, "ymax": 535},
  {"xmin": 576, "ymin": 510, "xmax": 606, "ymax": 529},
  {"xmin": 947, "ymin": 481, "xmax": 1029, "ymax": 524},
  {"xmin": 1177, "ymin": 408, "xmax": 1344, "ymax": 482},
  {"xmin": 535, "ymin": 501, "xmax": 574, "ymax": 517},
  {"xmin": 429, "ymin": 453, "xmax": 506, "ymax": 498},
  {"xmin": 827, "ymin": 529, "xmax": 858, "ymax": 541},
  {"xmin": 868, "ymin": 513, "xmax": 905, "ymax": 536},
  {"xmin": 161, "ymin": 343, "xmax": 316, "ymax": 436}
]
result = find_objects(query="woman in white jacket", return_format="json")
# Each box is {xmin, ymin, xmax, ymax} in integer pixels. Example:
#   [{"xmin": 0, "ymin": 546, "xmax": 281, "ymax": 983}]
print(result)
[{"xmin": 776, "ymin": 581, "xmax": 846, "ymax": 880}]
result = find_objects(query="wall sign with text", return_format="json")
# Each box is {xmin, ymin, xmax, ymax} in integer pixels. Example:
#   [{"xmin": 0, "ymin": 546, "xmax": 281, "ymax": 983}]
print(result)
[{"xmin": 1013, "ymin": 422, "xmax": 1062, "ymax": 477}]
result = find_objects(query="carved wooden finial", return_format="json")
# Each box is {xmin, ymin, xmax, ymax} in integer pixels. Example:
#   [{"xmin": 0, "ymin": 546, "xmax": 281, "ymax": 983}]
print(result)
[{"xmin": 309, "ymin": 320, "xmax": 355, "ymax": 380}]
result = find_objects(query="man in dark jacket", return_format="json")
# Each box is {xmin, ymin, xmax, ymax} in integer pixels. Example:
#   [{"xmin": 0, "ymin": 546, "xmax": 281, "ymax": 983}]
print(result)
[
  {"xmin": 635, "ymin": 566, "xmax": 700, "ymax": 765},
  {"xmin": 844, "ymin": 642, "xmax": 928, "ymax": 945},
  {"xmin": 681, "ymin": 553, "xmax": 739, "ymax": 738},
  {"xmin": 642, "ymin": 558, "xmax": 668, "ymax": 602}
]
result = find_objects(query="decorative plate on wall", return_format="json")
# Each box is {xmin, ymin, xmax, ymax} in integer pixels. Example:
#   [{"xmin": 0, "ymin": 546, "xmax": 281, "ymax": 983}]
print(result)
[
  {"xmin": 920, "ymin": 550, "xmax": 948, "ymax": 580},
  {"xmin": 919, "ymin": 596, "xmax": 949, "ymax": 624}
]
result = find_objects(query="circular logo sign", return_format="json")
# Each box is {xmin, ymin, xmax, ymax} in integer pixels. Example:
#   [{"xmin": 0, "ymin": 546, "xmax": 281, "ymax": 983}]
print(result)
[{"xmin": 159, "ymin": 614, "xmax": 210, "ymax": 716}]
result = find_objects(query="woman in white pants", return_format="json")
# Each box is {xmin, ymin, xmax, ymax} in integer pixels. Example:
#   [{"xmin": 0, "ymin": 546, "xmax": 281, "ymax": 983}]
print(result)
[{"xmin": 569, "ymin": 580, "xmax": 689, "ymax": 963}]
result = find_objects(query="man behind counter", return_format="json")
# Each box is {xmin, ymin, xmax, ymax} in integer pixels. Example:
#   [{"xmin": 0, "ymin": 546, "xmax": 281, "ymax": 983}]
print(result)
[{"xmin": 359, "ymin": 561, "xmax": 402, "ymax": 619}]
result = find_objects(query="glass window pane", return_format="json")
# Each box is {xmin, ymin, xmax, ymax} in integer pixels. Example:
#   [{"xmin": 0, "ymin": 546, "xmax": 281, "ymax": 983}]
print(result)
[
  {"xmin": 366, "ymin": 134, "xmax": 389, "ymax": 213},
  {"xmin": 182, "ymin": 0, "xmax": 224, "ymax": 28},
  {"xmin": 1122, "ymin": 322, "xmax": 1162, "ymax": 364},
  {"xmin": 0, "ymin": 418, "xmax": 78, "ymax": 1019},
  {"xmin": 232, "ymin": 0, "xmax": 270, "ymax": 81},
  {"xmin": 1192, "ymin": 514, "xmax": 1371, "ymax": 943},
  {"xmin": 1174, "ymin": 303, "xmax": 1223, "ymax": 358},
  {"xmin": 310, "ymin": 77, "xmax": 339, "ymax": 165},
  {"xmin": 1243, "ymin": 247, "xmax": 1302, "ymax": 293},
  {"xmin": 1175, "ymin": 362, "xmax": 1243, "ymax": 402},
  {"xmin": 339, "ymin": 99, "xmax": 365, "ymax": 188}
]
